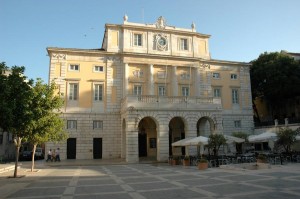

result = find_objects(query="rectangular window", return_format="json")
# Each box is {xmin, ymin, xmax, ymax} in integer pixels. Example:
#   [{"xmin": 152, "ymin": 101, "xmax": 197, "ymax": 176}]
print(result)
[
  {"xmin": 94, "ymin": 84, "xmax": 103, "ymax": 101},
  {"xmin": 182, "ymin": 86, "xmax": 189, "ymax": 96},
  {"xmin": 232, "ymin": 89, "xmax": 239, "ymax": 104},
  {"xmin": 134, "ymin": 33, "xmax": 142, "ymax": 46},
  {"xmin": 231, "ymin": 74, "xmax": 238, "ymax": 80},
  {"xmin": 69, "ymin": 83, "xmax": 78, "ymax": 100},
  {"xmin": 133, "ymin": 85, "xmax": 142, "ymax": 95},
  {"xmin": 69, "ymin": 64, "xmax": 79, "ymax": 71},
  {"xmin": 158, "ymin": 86, "xmax": 166, "ymax": 96},
  {"xmin": 180, "ymin": 72, "xmax": 190, "ymax": 80},
  {"xmin": 67, "ymin": 120, "xmax": 77, "ymax": 129},
  {"xmin": 94, "ymin": 66, "xmax": 104, "ymax": 72},
  {"xmin": 133, "ymin": 70, "xmax": 143, "ymax": 78},
  {"xmin": 93, "ymin": 120, "xmax": 103, "ymax": 129},
  {"xmin": 234, "ymin": 120, "xmax": 241, "ymax": 128},
  {"xmin": 157, "ymin": 71, "xmax": 166, "ymax": 79},
  {"xmin": 213, "ymin": 73, "xmax": 220, "ymax": 79},
  {"xmin": 180, "ymin": 38, "xmax": 188, "ymax": 50},
  {"xmin": 214, "ymin": 88, "xmax": 221, "ymax": 98}
]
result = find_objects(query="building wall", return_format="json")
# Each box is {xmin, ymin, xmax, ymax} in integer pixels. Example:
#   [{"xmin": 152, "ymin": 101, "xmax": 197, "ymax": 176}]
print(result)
[{"xmin": 47, "ymin": 17, "xmax": 254, "ymax": 162}]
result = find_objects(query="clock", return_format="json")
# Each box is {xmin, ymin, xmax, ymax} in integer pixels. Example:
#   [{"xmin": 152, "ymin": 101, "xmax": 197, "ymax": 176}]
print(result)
[
  {"xmin": 156, "ymin": 34, "xmax": 168, "ymax": 50},
  {"xmin": 158, "ymin": 37, "xmax": 166, "ymax": 46}
]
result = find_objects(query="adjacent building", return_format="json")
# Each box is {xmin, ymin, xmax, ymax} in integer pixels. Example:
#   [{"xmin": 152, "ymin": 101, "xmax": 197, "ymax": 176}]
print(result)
[{"xmin": 46, "ymin": 16, "xmax": 254, "ymax": 162}]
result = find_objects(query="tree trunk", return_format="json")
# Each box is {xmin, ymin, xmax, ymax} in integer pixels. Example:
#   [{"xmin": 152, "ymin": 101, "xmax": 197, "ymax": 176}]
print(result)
[
  {"xmin": 31, "ymin": 144, "xmax": 37, "ymax": 172},
  {"xmin": 13, "ymin": 136, "xmax": 22, "ymax": 178}
]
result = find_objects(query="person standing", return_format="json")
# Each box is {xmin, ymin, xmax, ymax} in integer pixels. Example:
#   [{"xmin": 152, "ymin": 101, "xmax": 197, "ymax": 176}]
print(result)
[
  {"xmin": 55, "ymin": 148, "xmax": 60, "ymax": 162},
  {"xmin": 46, "ymin": 149, "xmax": 52, "ymax": 162}
]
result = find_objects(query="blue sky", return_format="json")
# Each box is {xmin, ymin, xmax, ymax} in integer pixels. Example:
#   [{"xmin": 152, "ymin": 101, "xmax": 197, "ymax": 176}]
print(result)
[{"xmin": 1, "ymin": 0, "xmax": 300, "ymax": 82}]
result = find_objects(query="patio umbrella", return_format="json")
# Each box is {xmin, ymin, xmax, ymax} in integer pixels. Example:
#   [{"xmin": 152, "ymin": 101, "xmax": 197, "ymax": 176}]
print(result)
[
  {"xmin": 248, "ymin": 132, "xmax": 277, "ymax": 143},
  {"xmin": 184, "ymin": 136, "xmax": 209, "ymax": 146},
  {"xmin": 224, "ymin": 135, "xmax": 245, "ymax": 143},
  {"xmin": 171, "ymin": 137, "xmax": 194, "ymax": 147}
]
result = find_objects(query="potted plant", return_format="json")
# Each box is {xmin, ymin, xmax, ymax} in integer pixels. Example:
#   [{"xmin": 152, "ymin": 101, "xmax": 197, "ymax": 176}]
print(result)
[
  {"xmin": 256, "ymin": 154, "xmax": 267, "ymax": 163},
  {"xmin": 183, "ymin": 155, "xmax": 190, "ymax": 166},
  {"xmin": 171, "ymin": 156, "xmax": 179, "ymax": 165},
  {"xmin": 197, "ymin": 158, "xmax": 208, "ymax": 170}
]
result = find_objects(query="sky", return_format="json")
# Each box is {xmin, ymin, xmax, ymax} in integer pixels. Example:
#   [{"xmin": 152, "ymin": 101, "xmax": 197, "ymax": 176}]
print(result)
[{"xmin": 1, "ymin": 0, "xmax": 300, "ymax": 82}]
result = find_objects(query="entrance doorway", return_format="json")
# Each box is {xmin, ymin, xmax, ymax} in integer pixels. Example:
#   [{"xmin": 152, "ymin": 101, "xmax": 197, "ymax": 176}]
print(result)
[
  {"xmin": 93, "ymin": 138, "xmax": 102, "ymax": 159},
  {"xmin": 67, "ymin": 138, "xmax": 76, "ymax": 159},
  {"xmin": 138, "ymin": 131, "xmax": 147, "ymax": 157},
  {"xmin": 169, "ymin": 117, "xmax": 185, "ymax": 156}
]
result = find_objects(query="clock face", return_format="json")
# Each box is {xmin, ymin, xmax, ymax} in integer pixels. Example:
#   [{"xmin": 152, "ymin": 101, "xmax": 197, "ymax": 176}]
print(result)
[
  {"xmin": 156, "ymin": 34, "xmax": 168, "ymax": 50},
  {"xmin": 158, "ymin": 38, "xmax": 166, "ymax": 46}
]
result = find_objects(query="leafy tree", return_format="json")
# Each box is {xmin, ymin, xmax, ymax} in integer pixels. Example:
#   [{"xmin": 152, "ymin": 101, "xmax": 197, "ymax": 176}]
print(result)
[
  {"xmin": 25, "ymin": 79, "xmax": 68, "ymax": 171},
  {"xmin": 275, "ymin": 127, "xmax": 300, "ymax": 153},
  {"xmin": 250, "ymin": 52, "xmax": 300, "ymax": 121},
  {"xmin": 0, "ymin": 62, "xmax": 34, "ymax": 177},
  {"xmin": 207, "ymin": 134, "xmax": 226, "ymax": 166}
]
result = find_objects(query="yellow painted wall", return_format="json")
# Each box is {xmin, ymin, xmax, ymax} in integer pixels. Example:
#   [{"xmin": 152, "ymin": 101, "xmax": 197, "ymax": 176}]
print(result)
[
  {"xmin": 65, "ymin": 60, "xmax": 106, "ymax": 108},
  {"xmin": 128, "ymin": 64, "xmax": 147, "ymax": 95},
  {"xmin": 211, "ymin": 69, "xmax": 241, "ymax": 110},
  {"xmin": 198, "ymin": 40, "xmax": 206, "ymax": 55},
  {"xmin": 111, "ymin": 30, "xmax": 119, "ymax": 47}
]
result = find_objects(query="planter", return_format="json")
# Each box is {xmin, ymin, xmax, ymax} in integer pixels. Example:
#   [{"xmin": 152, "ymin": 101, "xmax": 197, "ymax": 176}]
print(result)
[
  {"xmin": 171, "ymin": 159, "xmax": 179, "ymax": 165},
  {"xmin": 183, "ymin": 159, "xmax": 190, "ymax": 166},
  {"xmin": 198, "ymin": 162, "xmax": 208, "ymax": 170},
  {"xmin": 257, "ymin": 159, "xmax": 267, "ymax": 163}
]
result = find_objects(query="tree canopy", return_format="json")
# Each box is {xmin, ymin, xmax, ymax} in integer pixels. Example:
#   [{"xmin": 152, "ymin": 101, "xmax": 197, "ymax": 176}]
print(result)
[
  {"xmin": 250, "ymin": 52, "xmax": 300, "ymax": 122},
  {"xmin": 250, "ymin": 52, "xmax": 300, "ymax": 106},
  {"xmin": 275, "ymin": 127, "xmax": 300, "ymax": 153}
]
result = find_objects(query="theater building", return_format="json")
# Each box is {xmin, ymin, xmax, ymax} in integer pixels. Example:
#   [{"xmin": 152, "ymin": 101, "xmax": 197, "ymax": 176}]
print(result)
[{"xmin": 46, "ymin": 16, "xmax": 253, "ymax": 162}]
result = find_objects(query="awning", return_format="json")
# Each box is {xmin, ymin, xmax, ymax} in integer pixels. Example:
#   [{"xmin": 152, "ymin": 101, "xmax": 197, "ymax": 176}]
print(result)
[{"xmin": 171, "ymin": 136, "xmax": 209, "ymax": 147}]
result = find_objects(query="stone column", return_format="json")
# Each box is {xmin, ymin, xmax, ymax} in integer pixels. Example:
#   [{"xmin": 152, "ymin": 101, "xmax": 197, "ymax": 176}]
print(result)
[
  {"xmin": 195, "ymin": 67, "xmax": 201, "ymax": 96},
  {"xmin": 123, "ymin": 63, "xmax": 129, "ymax": 97},
  {"xmin": 148, "ymin": 64, "xmax": 154, "ymax": 95},
  {"xmin": 157, "ymin": 122, "xmax": 169, "ymax": 162},
  {"xmin": 172, "ymin": 66, "xmax": 178, "ymax": 96},
  {"xmin": 126, "ymin": 116, "xmax": 139, "ymax": 163}
]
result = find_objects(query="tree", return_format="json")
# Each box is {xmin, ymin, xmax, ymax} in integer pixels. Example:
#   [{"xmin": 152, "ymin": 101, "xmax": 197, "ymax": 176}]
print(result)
[
  {"xmin": 275, "ymin": 127, "xmax": 300, "ymax": 153},
  {"xmin": 207, "ymin": 134, "xmax": 227, "ymax": 167},
  {"xmin": 0, "ymin": 62, "xmax": 34, "ymax": 177},
  {"xmin": 25, "ymin": 79, "xmax": 68, "ymax": 171},
  {"xmin": 250, "ymin": 52, "xmax": 300, "ymax": 121}
]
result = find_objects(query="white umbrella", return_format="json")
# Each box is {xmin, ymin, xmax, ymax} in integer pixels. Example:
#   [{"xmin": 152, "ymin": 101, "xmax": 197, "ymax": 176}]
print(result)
[
  {"xmin": 171, "ymin": 137, "xmax": 194, "ymax": 147},
  {"xmin": 185, "ymin": 136, "xmax": 209, "ymax": 146},
  {"xmin": 224, "ymin": 135, "xmax": 245, "ymax": 143},
  {"xmin": 248, "ymin": 132, "xmax": 277, "ymax": 143}
]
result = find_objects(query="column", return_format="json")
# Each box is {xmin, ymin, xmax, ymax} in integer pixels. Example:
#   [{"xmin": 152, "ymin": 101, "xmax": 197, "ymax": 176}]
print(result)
[
  {"xmin": 195, "ymin": 67, "xmax": 201, "ymax": 96},
  {"xmin": 157, "ymin": 122, "xmax": 169, "ymax": 162},
  {"xmin": 126, "ymin": 116, "xmax": 139, "ymax": 163},
  {"xmin": 172, "ymin": 66, "xmax": 178, "ymax": 96},
  {"xmin": 148, "ymin": 64, "xmax": 154, "ymax": 95},
  {"xmin": 123, "ymin": 63, "xmax": 129, "ymax": 97}
]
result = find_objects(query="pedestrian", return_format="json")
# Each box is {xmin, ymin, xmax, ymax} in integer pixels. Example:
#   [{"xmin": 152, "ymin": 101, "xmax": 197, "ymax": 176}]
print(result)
[
  {"xmin": 46, "ymin": 149, "xmax": 52, "ymax": 162},
  {"xmin": 55, "ymin": 148, "xmax": 60, "ymax": 162}
]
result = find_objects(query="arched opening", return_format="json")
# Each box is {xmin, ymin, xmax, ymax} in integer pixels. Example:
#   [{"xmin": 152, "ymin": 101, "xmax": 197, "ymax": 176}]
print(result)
[
  {"xmin": 138, "ymin": 117, "xmax": 157, "ymax": 160},
  {"xmin": 197, "ymin": 117, "xmax": 214, "ymax": 137},
  {"xmin": 169, "ymin": 117, "xmax": 186, "ymax": 156},
  {"xmin": 196, "ymin": 117, "xmax": 215, "ymax": 155}
]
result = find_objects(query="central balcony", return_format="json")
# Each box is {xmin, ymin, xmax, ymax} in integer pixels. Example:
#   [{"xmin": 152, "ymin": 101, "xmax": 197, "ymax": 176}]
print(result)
[{"xmin": 121, "ymin": 95, "xmax": 222, "ymax": 111}]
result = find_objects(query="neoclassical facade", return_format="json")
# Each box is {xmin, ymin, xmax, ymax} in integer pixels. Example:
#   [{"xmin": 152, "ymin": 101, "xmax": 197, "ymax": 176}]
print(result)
[{"xmin": 46, "ymin": 16, "xmax": 253, "ymax": 162}]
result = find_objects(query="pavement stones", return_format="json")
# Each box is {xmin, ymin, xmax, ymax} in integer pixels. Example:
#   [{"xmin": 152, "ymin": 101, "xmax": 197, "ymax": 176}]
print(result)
[{"xmin": 0, "ymin": 161, "xmax": 300, "ymax": 199}]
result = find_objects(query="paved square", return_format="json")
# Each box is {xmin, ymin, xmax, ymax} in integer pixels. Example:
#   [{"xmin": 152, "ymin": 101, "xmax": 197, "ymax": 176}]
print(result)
[{"xmin": 1, "ymin": 162, "xmax": 300, "ymax": 199}]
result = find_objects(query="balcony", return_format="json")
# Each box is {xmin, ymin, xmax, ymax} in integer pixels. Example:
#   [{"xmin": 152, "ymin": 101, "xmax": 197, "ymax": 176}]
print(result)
[{"xmin": 121, "ymin": 95, "xmax": 222, "ymax": 111}]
